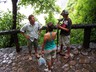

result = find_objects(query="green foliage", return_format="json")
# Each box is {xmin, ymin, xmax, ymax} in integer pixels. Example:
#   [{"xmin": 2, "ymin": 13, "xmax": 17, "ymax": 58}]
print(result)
[
  {"xmin": 18, "ymin": 34, "xmax": 27, "ymax": 46},
  {"xmin": 45, "ymin": 12, "xmax": 58, "ymax": 25},
  {"xmin": 18, "ymin": 0, "xmax": 60, "ymax": 14},
  {"xmin": 0, "ymin": 11, "xmax": 12, "ymax": 48},
  {"xmin": 70, "ymin": 29, "xmax": 84, "ymax": 44},
  {"xmin": 38, "ymin": 30, "xmax": 46, "ymax": 45},
  {"xmin": 66, "ymin": 0, "xmax": 96, "ymax": 44},
  {"xmin": 0, "ymin": 11, "xmax": 26, "ymax": 48},
  {"xmin": 0, "ymin": 11, "xmax": 12, "ymax": 30}
]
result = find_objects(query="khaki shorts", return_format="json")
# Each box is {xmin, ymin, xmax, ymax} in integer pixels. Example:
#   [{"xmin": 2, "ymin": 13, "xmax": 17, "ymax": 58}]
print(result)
[
  {"xmin": 59, "ymin": 35, "xmax": 70, "ymax": 47},
  {"xmin": 44, "ymin": 50, "xmax": 56, "ymax": 62},
  {"xmin": 27, "ymin": 39, "xmax": 38, "ymax": 51}
]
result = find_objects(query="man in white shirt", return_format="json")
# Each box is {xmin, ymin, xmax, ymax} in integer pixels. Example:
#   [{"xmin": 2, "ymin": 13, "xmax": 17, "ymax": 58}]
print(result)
[{"xmin": 20, "ymin": 15, "xmax": 42, "ymax": 60}]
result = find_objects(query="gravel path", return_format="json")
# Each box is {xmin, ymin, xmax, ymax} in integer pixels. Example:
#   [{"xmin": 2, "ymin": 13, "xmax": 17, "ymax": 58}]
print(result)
[{"xmin": 0, "ymin": 44, "xmax": 96, "ymax": 72}]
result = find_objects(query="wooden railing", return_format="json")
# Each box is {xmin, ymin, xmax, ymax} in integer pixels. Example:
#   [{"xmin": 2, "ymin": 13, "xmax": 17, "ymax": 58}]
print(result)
[{"xmin": 0, "ymin": 24, "xmax": 96, "ymax": 52}]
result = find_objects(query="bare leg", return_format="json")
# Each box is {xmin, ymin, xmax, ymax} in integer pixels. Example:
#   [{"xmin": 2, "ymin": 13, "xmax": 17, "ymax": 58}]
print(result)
[
  {"xmin": 60, "ymin": 44, "xmax": 63, "ymax": 53},
  {"xmin": 47, "ymin": 61, "xmax": 52, "ymax": 70},
  {"xmin": 27, "ymin": 40, "xmax": 32, "ymax": 60},
  {"xmin": 33, "ymin": 39, "xmax": 39, "ymax": 58},
  {"xmin": 64, "ymin": 47, "xmax": 70, "ymax": 59},
  {"xmin": 67, "ymin": 47, "xmax": 70, "ymax": 55}
]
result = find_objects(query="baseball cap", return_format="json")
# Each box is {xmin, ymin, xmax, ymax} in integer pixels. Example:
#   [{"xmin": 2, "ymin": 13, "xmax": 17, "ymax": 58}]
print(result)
[{"xmin": 61, "ymin": 10, "xmax": 69, "ymax": 15}]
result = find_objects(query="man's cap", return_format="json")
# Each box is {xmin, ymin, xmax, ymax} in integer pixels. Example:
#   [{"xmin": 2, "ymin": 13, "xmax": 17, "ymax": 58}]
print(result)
[{"xmin": 61, "ymin": 10, "xmax": 69, "ymax": 15}]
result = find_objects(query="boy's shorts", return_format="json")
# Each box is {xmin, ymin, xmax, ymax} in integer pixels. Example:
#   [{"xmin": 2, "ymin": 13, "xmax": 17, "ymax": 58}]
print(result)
[{"xmin": 59, "ymin": 35, "xmax": 70, "ymax": 47}]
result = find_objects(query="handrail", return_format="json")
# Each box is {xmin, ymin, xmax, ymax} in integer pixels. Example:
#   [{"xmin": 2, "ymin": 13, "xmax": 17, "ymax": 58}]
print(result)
[{"xmin": 0, "ymin": 24, "xmax": 96, "ymax": 49}]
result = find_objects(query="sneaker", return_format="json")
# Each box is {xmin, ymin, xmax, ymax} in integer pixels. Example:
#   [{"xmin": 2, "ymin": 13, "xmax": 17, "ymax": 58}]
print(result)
[{"xmin": 44, "ymin": 68, "xmax": 51, "ymax": 72}]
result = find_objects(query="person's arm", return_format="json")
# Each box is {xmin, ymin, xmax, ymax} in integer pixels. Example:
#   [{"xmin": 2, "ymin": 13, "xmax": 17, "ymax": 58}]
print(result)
[
  {"xmin": 41, "ymin": 35, "xmax": 47, "ymax": 54},
  {"xmin": 58, "ymin": 25, "xmax": 69, "ymax": 31},
  {"xmin": 21, "ymin": 32, "xmax": 30, "ymax": 39},
  {"xmin": 20, "ymin": 24, "xmax": 30, "ymax": 39},
  {"xmin": 38, "ymin": 28, "xmax": 42, "ymax": 35},
  {"xmin": 38, "ymin": 22, "xmax": 42, "ymax": 35}
]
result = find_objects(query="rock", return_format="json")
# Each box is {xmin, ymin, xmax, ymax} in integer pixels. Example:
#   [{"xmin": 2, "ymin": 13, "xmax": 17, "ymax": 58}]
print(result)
[
  {"xmin": 17, "ymin": 68, "xmax": 24, "ymax": 72},
  {"xmin": 81, "ymin": 51, "xmax": 88, "ymax": 56},
  {"xmin": 12, "ymin": 67, "xmax": 17, "ymax": 71},
  {"xmin": 73, "ymin": 49, "xmax": 79, "ymax": 55},
  {"xmin": 3, "ymin": 54, "xmax": 7, "ymax": 58},
  {"xmin": 75, "ymin": 64, "xmax": 83, "ymax": 70},
  {"xmin": 75, "ymin": 70, "xmax": 82, "ymax": 72},
  {"xmin": 68, "ymin": 69, "xmax": 75, "ymax": 72},
  {"xmin": 62, "ymin": 64, "xmax": 69, "ymax": 69},
  {"xmin": 9, "ymin": 53, "xmax": 14, "ymax": 58},
  {"xmin": 77, "ymin": 45, "xmax": 82, "ymax": 49},
  {"xmin": 8, "ymin": 60, "xmax": 12, "ymax": 64},
  {"xmin": 69, "ymin": 60, "xmax": 76, "ymax": 66},
  {"xmin": 2, "ymin": 60, "xmax": 7, "ymax": 63},
  {"xmin": 90, "ymin": 42, "xmax": 96, "ymax": 48},
  {"xmin": 0, "ymin": 52, "xmax": 3, "ymax": 57},
  {"xmin": 91, "ymin": 62, "xmax": 96, "ymax": 71},
  {"xmin": 82, "ymin": 68, "xmax": 89, "ymax": 72},
  {"xmin": 12, "ymin": 63, "xmax": 16, "ymax": 66},
  {"xmin": 62, "ymin": 64, "xmax": 70, "ymax": 71},
  {"xmin": 0, "ymin": 66, "xmax": 6, "ymax": 70},
  {"xmin": 79, "ymin": 57, "xmax": 90, "ymax": 64},
  {"xmin": 70, "ymin": 53, "xmax": 74, "ymax": 59},
  {"xmin": 83, "ymin": 64, "xmax": 92, "ymax": 71}
]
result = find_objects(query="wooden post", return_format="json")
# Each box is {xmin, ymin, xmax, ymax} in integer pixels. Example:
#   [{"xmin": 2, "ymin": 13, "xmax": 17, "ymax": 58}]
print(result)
[
  {"xmin": 83, "ymin": 28, "xmax": 91, "ymax": 48},
  {"xmin": 11, "ymin": 0, "xmax": 20, "ymax": 52}
]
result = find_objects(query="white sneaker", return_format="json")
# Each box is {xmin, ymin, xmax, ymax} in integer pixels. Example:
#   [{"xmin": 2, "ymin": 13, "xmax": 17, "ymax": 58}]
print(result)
[{"xmin": 44, "ymin": 68, "xmax": 51, "ymax": 72}]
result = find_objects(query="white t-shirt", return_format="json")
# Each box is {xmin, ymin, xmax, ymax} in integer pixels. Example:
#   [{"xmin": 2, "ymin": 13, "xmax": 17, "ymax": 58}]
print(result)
[{"xmin": 20, "ymin": 21, "xmax": 42, "ymax": 42}]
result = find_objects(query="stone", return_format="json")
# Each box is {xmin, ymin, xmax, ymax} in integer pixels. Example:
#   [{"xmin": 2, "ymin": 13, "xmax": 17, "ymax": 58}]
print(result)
[
  {"xmin": 17, "ymin": 68, "xmax": 24, "ymax": 72},
  {"xmin": 75, "ymin": 64, "xmax": 83, "ymax": 70},
  {"xmin": 12, "ymin": 67, "xmax": 17, "ymax": 71},
  {"xmin": 9, "ymin": 53, "xmax": 14, "ymax": 58},
  {"xmin": 8, "ymin": 60, "xmax": 12, "ymax": 64},
  {"xmin": 12, "ymin": 63, "xmax": 16, "ymax": 66},
  {"xmin": 91, "ymin": 62, "xmax": 96, "ymax": 71},
  {"xmin": 69, "ymin": 60, "xmax": 76, "ymax": 66},
  {"xmin": 82, "ymin": 68, "xmax": 89, "ymax": 72},
  {"xmin": 62, "ymin": 64, "xmax": 69, "ymax": 68},
  {"xmin": 79, "ymin": 57, "xmax": 90, "ymax": 64},
  {"xmin": 0, "ymin": 52, "xmax": 3, "ymax": 57},
  {"xmin": 70, "ymin": 53, "xmax": 74, "ymax": 59},
  {"xmin": 81, "ymin": 50, "xmax": 88, "ymax": 56},
  {"xmin": 73, "ymin": 49, "xmax": 79, "ymax": 55},
  {"xmin": 75, "ymin": 70, "xmax": 82, "ymax": 72},
  {"xmin": 62, "ymin": 64, "xmax": 70, "ymax": 72}
]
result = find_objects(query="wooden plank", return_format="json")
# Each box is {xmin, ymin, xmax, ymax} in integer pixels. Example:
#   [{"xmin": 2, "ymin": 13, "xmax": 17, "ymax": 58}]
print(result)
[
  {"xmin": 72, "ymin": 24, "xmax": 96, "ymax": 29},
  {"xmin": 0, "ymin": 29, "xmax": 20, "ymax": 35},
  {"xmin": 83, "ymin": 28, "xmax": 91, "ymax": 48}
]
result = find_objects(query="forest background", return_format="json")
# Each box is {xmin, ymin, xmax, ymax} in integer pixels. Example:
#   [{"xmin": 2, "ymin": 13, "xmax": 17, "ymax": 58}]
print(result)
[{"xmin": 0, "ymin": 0, "xmax": 96, "ymax": 48}]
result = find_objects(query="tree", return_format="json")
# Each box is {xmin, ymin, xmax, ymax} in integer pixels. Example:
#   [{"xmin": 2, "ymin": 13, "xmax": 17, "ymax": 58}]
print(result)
[
  {"xmin": 66, "ymin": 0, "xmax": 96, "ymax": 44},
  {"xmin": 18, "ymin": 0, "xmax": 60, "ymax": 14}
]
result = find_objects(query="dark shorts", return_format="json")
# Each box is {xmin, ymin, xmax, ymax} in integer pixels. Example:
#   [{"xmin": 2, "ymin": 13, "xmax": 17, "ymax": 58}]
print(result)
[{"xmin": 27, "ymin": 39, "xmax": 38, "ymax": 50}]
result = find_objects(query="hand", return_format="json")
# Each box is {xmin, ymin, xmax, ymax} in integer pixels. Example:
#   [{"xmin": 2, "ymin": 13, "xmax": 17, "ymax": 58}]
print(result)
[
  {"xmin": 25, "ymin": 35, "xmax": 30, "ymax": 39},
  {"xmin": 56, "ymin": 24, "xmax": 60, "ymax": 28},
  {"xmin": 41, "ymin": 50, "xmax": 44, "ymax": 54},
  {"xmin": 38, "ymin": 32, "xmax": 41, "ymax": 35}
]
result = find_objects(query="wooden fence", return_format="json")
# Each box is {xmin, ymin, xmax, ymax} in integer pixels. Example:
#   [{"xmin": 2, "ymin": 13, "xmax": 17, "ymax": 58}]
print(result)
[{"xmin": 0, "ymin": 24, "xmax": 96, "ymax": 52}]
